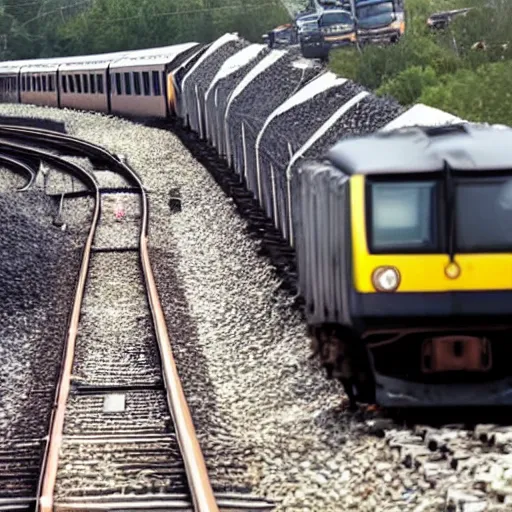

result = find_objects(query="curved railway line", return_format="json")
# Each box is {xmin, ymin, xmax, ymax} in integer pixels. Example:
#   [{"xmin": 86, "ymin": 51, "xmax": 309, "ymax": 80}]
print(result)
[{"xmin": 0, "ymin": 126, "xmax": 275, "ymax": 512}]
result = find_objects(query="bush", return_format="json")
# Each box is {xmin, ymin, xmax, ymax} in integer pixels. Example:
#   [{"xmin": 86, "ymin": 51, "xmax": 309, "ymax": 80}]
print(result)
[
  {"xmin": 329, "ymin": 0, "xmax": 512, "ymax": 125},
  {"xmin": 419, "ymin": 61, "xmax": 512, "ymax": 125},
  {"xmin": 330, "ymin": 32, "xmax": 459, "ymax": 90},
  {"xmin": 376, "ymin": 65, "xmax": 438, "ymax": 105}
]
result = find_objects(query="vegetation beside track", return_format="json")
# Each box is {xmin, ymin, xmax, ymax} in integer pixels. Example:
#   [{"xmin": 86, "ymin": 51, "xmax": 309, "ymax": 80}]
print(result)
[
  {"xmin": 0, "ymin": 0, "xmax": 289, "ymax": 59},
  {"xmin": 329, "ymin": 0, "xmax": 512, "ymax": 125}
]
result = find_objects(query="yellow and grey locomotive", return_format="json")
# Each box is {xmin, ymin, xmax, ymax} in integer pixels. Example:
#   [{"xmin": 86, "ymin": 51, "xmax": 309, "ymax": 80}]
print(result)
[{"xmin": 294, "ymin": 123, "xmax": 512, "ymax": 407}]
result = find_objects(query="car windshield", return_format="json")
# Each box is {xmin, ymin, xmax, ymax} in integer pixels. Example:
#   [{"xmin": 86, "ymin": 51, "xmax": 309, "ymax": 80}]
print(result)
[
  {"xmin": 321, "ymin": 11, "xmax": 353, "ymax": 26},
  {"xmin": 356, "ymin": 2, "xmax": 394, "ymax": 19},
  {"xmin": 302, "ymin": 22, "xmax": 319, "ymax": 32}
]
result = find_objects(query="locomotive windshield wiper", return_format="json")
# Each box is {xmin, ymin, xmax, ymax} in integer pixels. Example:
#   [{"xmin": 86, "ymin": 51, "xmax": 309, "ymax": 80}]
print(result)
[{"xmin": 444, "ymin": 160, "xmax": 457, "ymax": 262}]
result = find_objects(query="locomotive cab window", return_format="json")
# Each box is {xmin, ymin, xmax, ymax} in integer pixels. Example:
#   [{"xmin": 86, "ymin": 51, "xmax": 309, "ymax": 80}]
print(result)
[
  {"xmin": 368, "ymin": 180, "xmax": 439, "ymax": 252},
  {"xmin": 456, "ymin": 176, "xmax": 512, "ymax": 252}
]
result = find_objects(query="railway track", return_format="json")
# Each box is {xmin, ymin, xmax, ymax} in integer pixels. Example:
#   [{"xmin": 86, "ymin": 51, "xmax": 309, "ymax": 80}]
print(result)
[{"xmin": 0, "ymin": 126, "xmax": 275, "ymax": 512}]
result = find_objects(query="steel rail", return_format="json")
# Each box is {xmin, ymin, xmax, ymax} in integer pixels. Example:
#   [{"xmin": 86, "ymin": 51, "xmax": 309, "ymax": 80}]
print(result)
[
  {"xmin": 0, "ymin": 137, "xmax": 100, "ymax": 512},
  {"xmin": 0, "ymin": 153, "xmax": 36, "ymax": 191},
  {"xmin": 0, "ymin": 125, "xmax": 219, "ymax": 512}
]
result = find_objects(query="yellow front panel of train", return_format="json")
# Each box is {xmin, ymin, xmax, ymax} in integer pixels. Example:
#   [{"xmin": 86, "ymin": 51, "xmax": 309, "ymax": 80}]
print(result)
[{"xmin": 350, "ymin": 175, "xmax": 512, "ymax": 293}]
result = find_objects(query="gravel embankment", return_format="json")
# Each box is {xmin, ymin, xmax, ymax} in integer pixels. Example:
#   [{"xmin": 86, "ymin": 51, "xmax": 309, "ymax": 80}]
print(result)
[
  {"xmin": 1, "ymin": 104, "xmax": 511, "ymax": 512},
  {"xmin": 0, "ymin": 177, "xmax": 91, "ymax": 499},
  {"xmin": 0, "ymin": 166, "xmax": 26, "ymax": 191}
]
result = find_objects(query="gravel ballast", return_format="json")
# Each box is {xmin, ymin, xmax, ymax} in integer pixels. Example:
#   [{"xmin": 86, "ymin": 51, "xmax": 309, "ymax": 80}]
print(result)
[
  {"xmin": 1, "ymin": 104, "xmax": 510, "ymax": 511},
  {"xmin": 0, "ymin": 181, "xmax": 91, "ymax": 499}
]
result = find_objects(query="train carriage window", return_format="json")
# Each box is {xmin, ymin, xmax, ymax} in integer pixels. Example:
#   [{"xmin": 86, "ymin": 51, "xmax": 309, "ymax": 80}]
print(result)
[
  {"xmin": 42, "ymin": 76, "xmax": 47, "ymax": 92},
  {"xmin": 49, "ymin": 75, "xmax": 54, "ymax": 92},
  {"xmin": 115, "ymin": 73, "xmax": 122, "ymax": 95},
  {"xmin": 37, "ymin": 76, "xmax": 42, "ymax": 92},
  {"xmin": 82, "ymin": 74, "xmax": 88, "ymax": 93},
  {"xmin": 68, "ymin": 75, "xmax": 75, "ymax": 93},
  {"xmin": 32, "ymin": 76, "xmax": 36, "ymax": 91},
  {"xmin": 142, "ymin": 72, "xmax": 151, "ymax": 96},
  {"xmin": 90, "ymin": 74, "xmax": 96, "ymax": 94},
  {"xmin": 26, "ymin": 76, "xmax": 31, "ymax": 92},
  {"xmin": 124, "ymin": 72, "xmax": 131, "ymax": 95},
  {"xmin": 152, "ymin": 71, "xmax": 161, "ymax": 96},
  {"xmin": 75, "ymin": 75, "xmax": 82, "ymax": 93},
  {"xmin": 97, "ymin": 74, "xmax": 104, "ymax": 94},
  {"xmin": 21, "ymin": 76, "xmax": 26, "ymax": 91},
  {"xmin": 133, "ymin": 72, "xmax": 141, "ymax": 96},
  {"xmin": 62, "ymin": 75, "xmax": 67, "ymax": 93},
  {"xmin": 369, "ymin": 181, "xmax": 438, "ymax": 252}
]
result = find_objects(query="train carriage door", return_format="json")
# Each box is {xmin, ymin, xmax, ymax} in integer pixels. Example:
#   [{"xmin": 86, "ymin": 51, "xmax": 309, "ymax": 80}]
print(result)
[{"xmin": 163, "ymin": 69, "xmax": 170, "ymax": 118}]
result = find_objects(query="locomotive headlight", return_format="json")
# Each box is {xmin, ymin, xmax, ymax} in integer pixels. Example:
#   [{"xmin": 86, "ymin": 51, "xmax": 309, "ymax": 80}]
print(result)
[{"xmin": 372, "ymin": 266, "xmax": 401, "ymax": 292}]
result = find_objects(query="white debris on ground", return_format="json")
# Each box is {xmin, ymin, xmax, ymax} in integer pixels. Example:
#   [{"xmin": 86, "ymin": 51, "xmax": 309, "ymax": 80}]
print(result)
[{"xmin": 1, "ymin": 104, "xmax": 511, "ymax": 512}]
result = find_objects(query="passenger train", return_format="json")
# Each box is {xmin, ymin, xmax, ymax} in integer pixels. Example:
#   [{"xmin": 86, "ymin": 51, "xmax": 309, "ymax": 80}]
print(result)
[{"xmin": 1, "ymin": 36, "xmax": 511, "ymax": 408}]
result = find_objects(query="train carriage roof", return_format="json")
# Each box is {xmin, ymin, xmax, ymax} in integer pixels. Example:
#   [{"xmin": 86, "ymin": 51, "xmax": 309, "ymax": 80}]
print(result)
[
  {"xmin": 57, "ymin": 51, "xmax": 130, "ymax": 72},
  {"xmin": 0, "ymin": 43, "xmax": 200, "ymax": 75},
  {"xmin": 108, "ymin": 43, "xmax": 200, "ymax": 69},
  {"xmin": 327, "ymin": 123, "xmax": 512, "ymax": 175}
]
